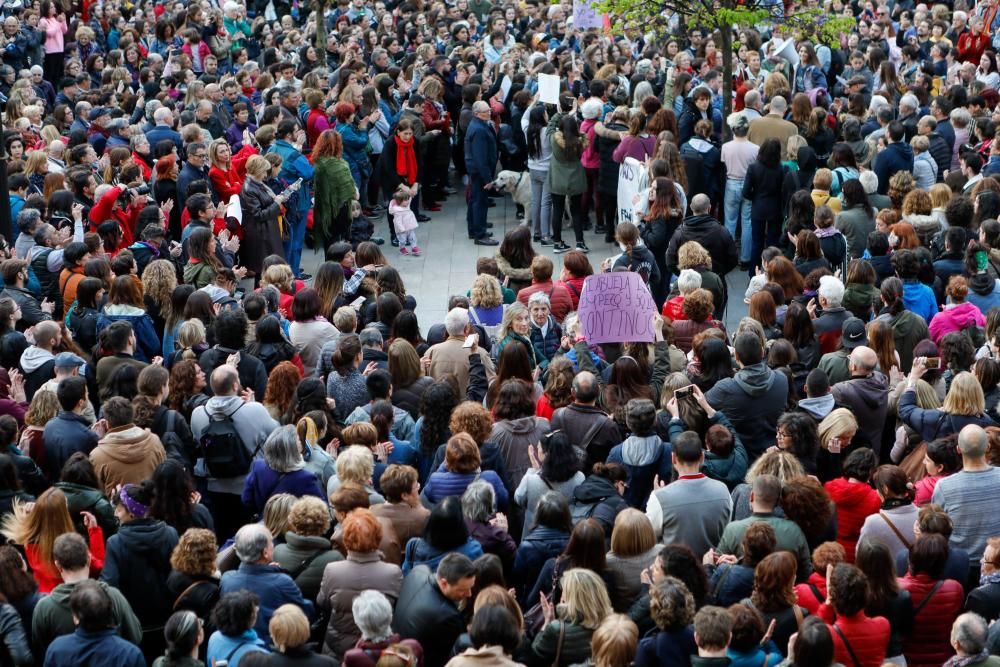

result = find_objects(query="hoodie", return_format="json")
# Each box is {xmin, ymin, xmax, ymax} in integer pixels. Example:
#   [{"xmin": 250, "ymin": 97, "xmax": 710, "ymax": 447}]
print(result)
[
  {"xmin": 705, "ymin": 363, "xmax": 788, "ymax": 458},
  {"xmin": 607, "ymin": 435, "xmax": 672, "ymax": 508},
  {"xmin": 797, "ymin": 394, "xmax": 836, "ymax": 420},
  {"xmin": 967, "ymin": 274, "xmax": 1000, "ymax": 315},
  {"xmin": 877, "ymin": 309, "xmax": 929, "ymax": 373},
  {"xmin": 18, "ymin": 346, "xmax": 53, "ymax": 374},
  {"xmin": 89, "ymin": 425, "xmax": 167, "ymax": 497},
  {"xmin": 929, "ymin": 302, "xmax": 987, "ymax": 344},
  {"xmin": 665, "ymin": 213, "xmax": 739, "ymax": 277},
  {"xmin": 902, "ymin": 279, "xmax": 939, "ymax": 324},
  {"xmin": 96, "ymin": 303, "xmax": 160, "ymax": 362},
  {"xmin": 873, "ymin": 141, "xmax": 914, "ymax": 194},
  {"xmin": 831, "ymin": 373, "xmax": 890, "ymax": 454},
  {"xmin": 100, "ymin": 518, "xmax": 179, "ymax": 628},
  {"xmin": 30, "ymin": 579, "xmax": 142, "ymax": 654},
  {"xmin": 571, "ymin": 474, "xmax": 629, "ymax": 538},
  {"xmin": 823, "ymin": 477, "xmax": 881, "ymax": 561}
]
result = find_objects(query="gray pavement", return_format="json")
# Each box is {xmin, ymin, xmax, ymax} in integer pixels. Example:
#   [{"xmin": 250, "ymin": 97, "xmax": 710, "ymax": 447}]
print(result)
[{"xmin": 300, "ymin": 192, "xmax": 750, "ymax": 335}]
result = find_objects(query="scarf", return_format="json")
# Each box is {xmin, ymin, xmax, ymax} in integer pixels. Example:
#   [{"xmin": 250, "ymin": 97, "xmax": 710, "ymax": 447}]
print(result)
[
  {"xmin": 944, "ymin": 650, "xmax": 992, "ymax": 667},
  {"xmin": 395, "ymin": 135, "xmax": 418, "ymax": 186},
  {"xmin": 980, "ymin": 570, "xmax": 1000, "ymax": 587},
  {"xmin": 814, "ymin": 226, "xmax": 841, "ymax": 239}
]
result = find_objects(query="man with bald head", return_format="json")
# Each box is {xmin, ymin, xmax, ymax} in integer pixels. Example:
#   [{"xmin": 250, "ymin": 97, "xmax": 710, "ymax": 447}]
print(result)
[
  {"xmin": 190, "ymin": 364, "xmax": 279, "ymax": 540},
  {"xmin": 550, "ymin": 370, "xmax": 621, "ymax": 469},
  {"xmin": 932, "ymin": 424, "xmax": 1000, "ymax": 575},
  {"xmin": 830, "ymin": 345, "xmax": 889, "ymax": 454},
  {"xmin": 746, "ymin": 95, "xmax": 798, "ymax": 151}
]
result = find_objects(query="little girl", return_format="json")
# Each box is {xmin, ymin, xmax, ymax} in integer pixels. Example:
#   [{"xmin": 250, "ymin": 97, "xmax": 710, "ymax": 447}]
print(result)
[{"xmin": 389, "ymin": 184, "xmax": 421, "ymax": 256}]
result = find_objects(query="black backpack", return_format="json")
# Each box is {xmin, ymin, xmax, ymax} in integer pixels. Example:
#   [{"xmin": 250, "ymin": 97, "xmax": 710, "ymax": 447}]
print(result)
[{"xmin": 198, "ymin": 403, "xmax": 257, "ymax": 478}]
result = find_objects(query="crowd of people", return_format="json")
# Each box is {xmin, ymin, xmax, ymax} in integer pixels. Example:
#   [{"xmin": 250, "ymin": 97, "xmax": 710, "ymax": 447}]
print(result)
[{"xmin": 4, "ymin": 0, "xmax": 1000, "ymax": 665}]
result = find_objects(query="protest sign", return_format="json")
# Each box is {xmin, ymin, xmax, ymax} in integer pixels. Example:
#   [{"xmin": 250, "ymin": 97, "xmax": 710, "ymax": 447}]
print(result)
[
  {"xmin": 572, "ymin": 0, "xmax": 604, "ymax": 29},
  {"xmin": 538, "ymin": 73, "xmax": 561, "ymax": 105},
  {"xmin": 616, "ymin": 157, "xmax": 642, "ymax": 225},
  {"xmin": 577, "ymin": 272, "xmax": 657, "ymax": 344}
]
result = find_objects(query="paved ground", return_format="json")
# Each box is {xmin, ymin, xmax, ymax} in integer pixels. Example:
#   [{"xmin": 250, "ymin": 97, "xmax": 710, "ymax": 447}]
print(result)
[{"xmin": 300, "ymin": 190, "xmax": 751, "ymax": 336}]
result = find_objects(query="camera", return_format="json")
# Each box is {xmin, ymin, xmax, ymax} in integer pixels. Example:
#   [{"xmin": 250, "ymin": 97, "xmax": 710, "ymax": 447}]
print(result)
[{"xmin": 118, "ymin": 184, "xmax": 151, "ymax": 205}]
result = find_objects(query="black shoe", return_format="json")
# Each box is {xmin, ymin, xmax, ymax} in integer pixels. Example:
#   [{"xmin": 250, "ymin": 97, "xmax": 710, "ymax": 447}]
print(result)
[
  {"xmin": 417, "ymin": 214, "xmax": 431, "ymax": 222},
  {"xmin": 486, "ymin": 222, "xmax": 494, "ymax": 228},
  {"xmin": 474, "ymin": 237, "xmax": 499, "ymax": 246},
  {"xmin": 534, "ymin": 235, "xmax": 542, "ymax": 243},
  {"xmin": 487, "ymin": 200, "xmax": 497, "ymax": 208},
  {"xmin": 594, "ymin": 225, "xmax": 607, "ymax": 235},
  {"xmin": 552, "ymin": 241, "xmax": 570, "ymax": 253},
  {"xmin": 540, "ymin": 237, "xmax": 554, "ymax": 246},
  {"xmin": 391, "ymin": 238, "xmax": 400, "ymax": 247},
  {"xmin": 371, "ymin": 237, "xmax": 385, "ymax": 245},
  {"xmin": 576, "ymin": 243, "xmax": 590, "ymax": 254},
  {"xmin": 582, "ymin": 223, "xmax": 592, "ymax": 232},
  {"xmin": 298, "ymin": 272, "xmax": 313, "ymax": 280}
]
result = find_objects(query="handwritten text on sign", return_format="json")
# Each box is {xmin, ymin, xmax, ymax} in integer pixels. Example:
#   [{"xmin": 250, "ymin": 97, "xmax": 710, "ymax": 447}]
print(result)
[
  {"xmin": 616, "ymin": 157, "xmax": 641, "ymax": 226},
  {"xmin": 578, "ymin": 272, "xmax": 657, "ymax": 344}
]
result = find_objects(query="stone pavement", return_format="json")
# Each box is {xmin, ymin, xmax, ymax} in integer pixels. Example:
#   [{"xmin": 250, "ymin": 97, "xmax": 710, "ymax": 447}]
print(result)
[{"xmin": 300, "ymin": 192, "xmax": 751, "ymax": 336}]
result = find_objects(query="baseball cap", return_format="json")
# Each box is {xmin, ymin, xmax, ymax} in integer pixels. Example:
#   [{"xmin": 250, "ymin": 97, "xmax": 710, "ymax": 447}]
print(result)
[
  {"xmin": 841, "ymin": 318, "xmax": 867, "ymax": 349},
  {"xmin": 53, "ymin": 352, "xmax": 86, "ymax": 369},
  {"xmin": 89, "ymin": 107, "xmax": 111, "ymax": 119}
]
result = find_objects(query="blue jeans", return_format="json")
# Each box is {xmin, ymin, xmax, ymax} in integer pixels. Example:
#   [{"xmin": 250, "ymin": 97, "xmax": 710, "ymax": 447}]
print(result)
[
  {"xmin": 283, "ymin": 210, "xmax": 307, "ymax": 276},
  {"xmin": 529, "ymin": 168, "xmax": 552, "ymax": 238},
  {"xmin": 724, "ymin": 179, "xmax": 753, "ymax": 264},
  {"xmin": 467, "ymin": 175, "xmax": 489, "ymax": 239}
]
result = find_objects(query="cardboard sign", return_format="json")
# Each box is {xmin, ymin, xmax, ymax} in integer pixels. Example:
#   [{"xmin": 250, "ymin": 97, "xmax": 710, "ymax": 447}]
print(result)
[
  {"xmin": 616, "ymin": 157, "xmax": 642, "ymax": 226},
  {"xmin": 578, "ymin": 272, "xmax": 657, "ymax": 344},
  {"xmin": 538, "ymin": 73, "xmax": 561, "ymax": 105},
  {"xmin": 572, "ymin": 0, "xmax": 605, "ymax": 30}
]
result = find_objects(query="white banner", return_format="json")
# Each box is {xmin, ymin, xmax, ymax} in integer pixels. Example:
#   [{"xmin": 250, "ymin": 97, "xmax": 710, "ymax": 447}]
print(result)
[{"xmin": 616, "ymin": 157, "xmax": 642, "ymax": 226}]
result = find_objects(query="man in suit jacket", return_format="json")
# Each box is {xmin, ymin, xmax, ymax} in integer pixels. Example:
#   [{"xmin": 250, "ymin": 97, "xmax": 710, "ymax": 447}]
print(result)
[{"xmin": 464, "ymin": 101, "xmax": 498, "ymax": 246}]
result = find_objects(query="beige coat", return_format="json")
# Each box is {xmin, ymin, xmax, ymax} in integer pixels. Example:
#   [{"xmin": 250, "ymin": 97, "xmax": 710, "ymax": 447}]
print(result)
[
  {"xmin": 423, "ymin": 336, "xmax": 496, "ymax": 397},
  {"xmin": 371, "ymin": 501, "xmax": 430, "ymax": 548},
  {"xmin": 446, "ymin": 646, "xmax": 525, "ymax": 667},
  {"xmin": 747, "ymin": 114, "xmax": 799, "ymax": 153},
  {"xmin": 89, "ymin": 425, "xmax": 166, "ymax": 497}
]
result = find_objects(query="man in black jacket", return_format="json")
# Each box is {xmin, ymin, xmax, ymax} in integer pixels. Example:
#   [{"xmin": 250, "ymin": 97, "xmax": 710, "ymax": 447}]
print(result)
[
  {"xmin": 550, "ymin": 371, "xmax": 622, "ymax": 470},
  {"xmin": 666, "ymin": 194, "xmax": 739, "ymax": 278},
  {"xmin": 394, "ymin": 553, "xmax": 476, "ymax": 667},
  {"xmin": 199, "ymin": 309, "xmax": 268, "ymax": 398}
]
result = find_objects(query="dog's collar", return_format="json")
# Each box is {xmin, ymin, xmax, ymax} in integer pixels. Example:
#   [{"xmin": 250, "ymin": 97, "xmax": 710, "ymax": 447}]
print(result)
[{"xmin": 516, "ymin": 171, "xmax": 525, "ymax": 188}]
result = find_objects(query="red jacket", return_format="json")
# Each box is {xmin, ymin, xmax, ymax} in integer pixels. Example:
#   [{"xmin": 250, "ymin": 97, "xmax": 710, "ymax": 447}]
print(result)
[
  {"xmin": 958, "ymin": 31, "xmax": 990, "ymax": 64},
  {"xmin": 517, "ymin": 281, "xmax": 574, "ymax": 324},
  {"xmin": 559, "ymin": 277, "xmax": 584, "ymax": 310},
  {"xmin": 27, "ymin": 525, "xmax": 105, "ymax": 593},
  {"xmin": 88, "ymin": 185, "xmax": 144, "ymax": 250},
  {"xmin": 208, "ymin": 144, "xmax": 257, "ymax": 203},
  {"xmin": 824, "ymin": 477, "xmax": 881, "ymax": 562},
  {"xmin": 898, "ymin": 574, "xmax": 964, "ymax": 667},
  {"xmin": 662, "ymin": 296, "xmax": 686, "ymax": 322},
  {"xmin": 816, "ymin": 605, "xmax": 890, "ymax": 667},
  {"xmin": 794, "ymin": 572, "xmax": 828, "ymax": 616},
  {"xmin": 421, "ymin": 101, "xmax": 451, "ymax": 134}
]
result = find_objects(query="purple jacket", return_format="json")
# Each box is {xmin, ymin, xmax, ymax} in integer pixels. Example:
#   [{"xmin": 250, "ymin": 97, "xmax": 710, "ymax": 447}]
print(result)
[{"xmin": 240, "ymin": 459, "xmax": 326, "ymax": 513}]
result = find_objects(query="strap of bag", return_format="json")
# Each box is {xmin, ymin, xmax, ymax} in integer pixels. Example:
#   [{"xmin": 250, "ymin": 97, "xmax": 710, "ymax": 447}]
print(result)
[
  {"xmin": 808, "ymin": 582, "xmax": 824, "ymax": 606},
  {"xmin": 578, "ymin": 417, "xmax": 607, "ymax": 454},
  {"xmin": 879, "ymin": 511, "xmax": 912, "ymax": 550},
  {"xmin": 469, "ymin": 307, "xmax": 483, "ymax": 327},
  {"xmin": 552, "ymin": 620, "xmax": 566, "ymax": 667},
  {"xmin": 289, "ymin": 549, "xmax": 325, "ymax": 579},
  {"xmin": 832, "ymin": 624, "xmax": 862, "ymax": 667},
  {"xmin": 225, "ymin": 640, "xmax": 250, "ymax": 662},
  {"xmin": 172, "ymin": 579, "xmax": 212, "ymax": 612},
  {"xmin": 913, "ymin": 580, "xmax": 945, "ymax": 617},
  {"xmin": 762, "ymin": 654, "xmax": 770, "ymax": 667},
  {"xmin": 711, "ymin": 564, "xmax": 734, "ymax": 601},
  {"xmin": 166, "ymin": 409, "xmax": 176, "ymax": 434}
]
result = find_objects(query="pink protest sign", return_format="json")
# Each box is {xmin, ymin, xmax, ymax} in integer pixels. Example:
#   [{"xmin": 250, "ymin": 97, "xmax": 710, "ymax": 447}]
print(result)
[{"xmin": 578, "ymin": 272, "xmax": 657, "ymax": 344}]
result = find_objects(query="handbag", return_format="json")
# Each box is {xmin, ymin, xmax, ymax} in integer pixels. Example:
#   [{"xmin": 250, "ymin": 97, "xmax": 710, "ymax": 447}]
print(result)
[
  {"xmin": 524, "ymin": 561, "xmax": 561, "ymax": 636},
  {"xmin": 899, "ymin": 440, "xmax": 928, "ymax": 482}
]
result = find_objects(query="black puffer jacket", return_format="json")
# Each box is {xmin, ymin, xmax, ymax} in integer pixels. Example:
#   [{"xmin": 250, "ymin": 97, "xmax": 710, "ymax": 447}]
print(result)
[
  {"xmin": 665, "ymin": 213, "xmax": 739, "ymax": 277},
  {"xmin": 393, "ymin": 376, "xmax": 434, "ymax": 420},
  {"xmin": 570, "ymin": 475, "xmax": 628, "ymax": 539},
  {"xmin": 596, "ymin": 122, "xmax": 627, "ymax": 194}
]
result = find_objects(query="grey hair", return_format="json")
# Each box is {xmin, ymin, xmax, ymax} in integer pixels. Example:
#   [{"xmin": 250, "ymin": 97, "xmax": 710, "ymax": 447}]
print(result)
[
  {"xmin": 817, "ymin": 275, "xmax": 845, "ymax": 307},
  {"xmin": 899, "ymin": 93, "xmax": 919, "ymax": 112},
  {"xmin": 527, "ymin": 291, "xmax": 551, "ymax": 309},
  {"xmin": 690, "ymin": 193, "xmax": 711, "ymax": 214},
  {"xmin": 677, "ymin": 269, "xmax": 702, "ymax": 294},
  {"xmin": 359, "ymin": 327, "xmax": 383, "ymax": 348},
  {"xmin": 259, "ymin": 285, "xmax": 281, "ymax": 313},
  {"xmin": 950, "ymin": 107, "xmax": 972, "ymax": 129},
  {"xmin": 233, "ymin": 524, "xmax": 273, "ymax": 563},
  {"xmin": 951, "ymin": 612, "xmax": 988, "ymax": 655},
  {"xmin": 461, "ymin": 479, "xmax": 496, "ymax": 523},
  {"xmin": 15, "ymin": 208, "xmax": 40, "ymax": 232},
  {"xmin": 632, "ymin": 81, "xmax": 654, "ymax": 108},
  {"xmin": 858, "ymin": 170, "xmax": 878, "ymax": 194},
  {"xmin": 262, "ymin": 425, "xmax": 305, "ymax": 473},
  {"xmin": 352, "ymin": 590, "xmax": 394, "ymax": 642},
  {"xmin": 444, "ymin": 307, "xmax": 470, "ymax": 336}
]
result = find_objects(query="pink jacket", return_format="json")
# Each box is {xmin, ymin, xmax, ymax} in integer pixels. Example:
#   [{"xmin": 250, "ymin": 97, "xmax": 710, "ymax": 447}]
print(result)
[
  {"xmin": 928, "ymin": 302, "xmax": 985, "ymax": 344},
  {"xmin": 389, "ymin": 199, "xmax": 418, "ymax": 233},
  {"xmin": 581, "ymin": 119, "xmax": 600, "ymax": 169},
  {"xmin": 182, "ymin": 41, "xmax": 212, "ymax": 72},
  {"xmin": 38, "ymin": 16, "xmax": 67, "ymax": 54}
]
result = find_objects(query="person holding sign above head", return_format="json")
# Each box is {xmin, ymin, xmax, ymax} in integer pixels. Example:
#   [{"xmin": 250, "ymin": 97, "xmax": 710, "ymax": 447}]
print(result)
[{"xmin": 602, "ymin": 222, "xmax": 660, "ymax": 290}]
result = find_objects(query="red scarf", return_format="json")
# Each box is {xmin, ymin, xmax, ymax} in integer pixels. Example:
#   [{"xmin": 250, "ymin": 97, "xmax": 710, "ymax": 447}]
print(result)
[{"xmin": 395, "ymin": 135, "xmax": 418, "ymax": 186}]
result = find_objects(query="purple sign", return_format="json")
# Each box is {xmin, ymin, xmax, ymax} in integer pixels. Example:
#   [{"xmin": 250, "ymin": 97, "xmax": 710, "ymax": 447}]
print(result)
[
  {"xmin": 578, "ymin": 272, "xmax": 657, "ymax": 344},
  {"xmin": 572, "ymin": 0, "xmax": 604, "ymax": 30}
]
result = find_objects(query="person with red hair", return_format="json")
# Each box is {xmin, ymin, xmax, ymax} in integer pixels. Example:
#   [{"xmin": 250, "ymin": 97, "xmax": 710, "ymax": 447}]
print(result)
[{"xmin": 152, "ymin": 154, "xmax": 181, "ymax": 241}]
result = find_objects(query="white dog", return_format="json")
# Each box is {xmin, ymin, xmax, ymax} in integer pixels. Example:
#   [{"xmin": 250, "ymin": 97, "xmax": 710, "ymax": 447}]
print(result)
[{"xmin": 488, "ymin": 170, "xmax": 533, "ymax": 225}]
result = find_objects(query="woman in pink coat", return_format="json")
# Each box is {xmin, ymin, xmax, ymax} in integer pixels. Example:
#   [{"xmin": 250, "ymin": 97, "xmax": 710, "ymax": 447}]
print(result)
[
  {"xmin": 38, "ymin": 1, "xmax": 68, "ymax": 83},
  {"xmin": 929, "ymin": 276, "xmax": 985, "ymax": 344}
]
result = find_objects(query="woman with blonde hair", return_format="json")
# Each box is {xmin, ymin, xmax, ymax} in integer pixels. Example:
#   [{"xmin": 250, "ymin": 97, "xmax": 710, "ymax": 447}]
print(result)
[
  {"xmin": 730, "ymin": 450, "xmax": 806, "ymax": 520},
  {"xmin": 494, "ymin": 301, "xmax": 542, "ymax": 369},
  {"xmin": 1, "ymin": 487, "xmax": 104, "ymax": 593},
  {"xmin": 18, "ymin": 389, "xmax": 59, "ymax": 469},
  {"xmin": 816, "ymin": 408, "xmax": 859, "ymax": 482},
  {"xmin": 605, "ymin": 509, "xmax": 659, "ymax": 611},
  {"xmin": 590, "ymin": 615, "xmax": 638, "ymax": 667},
  {"xmin": 170, "ymin": 319, "xmax": 207, "ymax": 365},
  {"xmin": 469, "ymin": 273, "xmax": 505, "ymax": 331},
  {"xmin": 239, "ymin": 154, "xmax": 286, "ymax": 278},
  {"xmin": 141, "ymin": 259, "xmax": 176, "ymax": 342},
  {"xmin": 269, "ymin": 604, "xmax": 329, "ymax": 661},
  {"xmin": 208, "ymin": 136, "xmax": 257, "ymax": 213},
  {"xmin": 531, "ymin": 568, "xmax": 614, "ymax": 666},
  {"xmin": 901, "ymin": 365, "xmax": 995, "ymax": 443},
  {"xmin": 22, "ymin": 150, "xmax": 48, "ymax": 196},
  {"xmin": 675, "ymin": 240, "xmax": 725, "ymax": 320},
  {"xmin": 902, "ymin": 189, "xmax": 938, "ymax": 247},
  {"xmin": 328, "ymin": 444, "xmax": 383, "ymax": 505},
  {"xmin": 930, "ymin": 182, "xmax": 952, "ymax": 228}
]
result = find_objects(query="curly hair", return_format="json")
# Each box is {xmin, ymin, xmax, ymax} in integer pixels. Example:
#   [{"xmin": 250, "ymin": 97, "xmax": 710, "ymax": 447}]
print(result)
[
  {"xmin": 741, "ymin": 522, "xmax": 777, "ymax": 568},
  {"xmin": 809, "ymin": 541, "xmax": 846, "ymax": 574},
  {"xmin": 728, "ymin": 603, "xmax": 768, "ymax": 653},
  {"xmin": 470, "ymin": 274, "xmax": 503, "ymax": 309},
  {"xmin": 543, "ymin": 357, "xmax": 575, "ymax": 410},
  {"xmin": 681, "ymin": 288, "xmax": 714, "ymax": 323},
  {"xmin": 888, "ymin": 171, "xmax": 915, "ymax": 211},
  {"xmin": 751, "ymin": 552, "xmax": 798, "ymax": 612},
  {"xmin": 419, "ymin": 381, "xmax": 459, "ymax": 455},
  {"xmin": 24, "ymin": 389, "xmax": 58, "ymax": 427},
  {"xmin": 287, "ymin": 496, "xmax": 331, "ymax": 537},
  {"xmin": 168, "ymin": 360, "xmax": 202, "ymax": 412},
  {"xmin": 780, "ymin": 476, "xmax": 834, "ymax": 546},
  {"xmin": 678, "ymin": 241, "xmax": 711, "ymax": 270},
  {"xmin": 744, "ymin": 449, "xmax": 805, "ymax": 485},
  {"xmin": 262, "ymin": 361, "xmax": 302, "ymax": 419},
  {"xmin": 169, "ymin": 528, "xmax": 217, "ymax": 577},
  {"xmin": 449, "ymin": 401, "xmax": 492, "ymax": 445},
  {"xmin": 141, "ymin": 259, "xmax": 177, "ymax": 324},
  {"xmin": 0, "ymin": 547, "xmax": 36, "ymax": 601},
  {"xmin": 650, "ymin": 576, "xmax": 696, "ymax": 631},
  {"xmin": 658, "ymin": 544, "xmax": 709, "ymax": 606}
]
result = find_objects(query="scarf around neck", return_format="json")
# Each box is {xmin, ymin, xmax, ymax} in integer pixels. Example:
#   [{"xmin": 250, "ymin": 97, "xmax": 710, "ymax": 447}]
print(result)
[
  {"xmin": 945, "ymin": 650, "xmax": 992, "ymax": 667},
  {"xmin": 395, "ymin": 135, "xmax": 418, "ymax": 186}
]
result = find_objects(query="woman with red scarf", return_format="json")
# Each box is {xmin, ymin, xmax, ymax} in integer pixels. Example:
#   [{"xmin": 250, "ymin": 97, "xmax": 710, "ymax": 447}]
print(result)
[{"xmin": 374, "ymin": 117, "xmax": 424, "ymax": 247}]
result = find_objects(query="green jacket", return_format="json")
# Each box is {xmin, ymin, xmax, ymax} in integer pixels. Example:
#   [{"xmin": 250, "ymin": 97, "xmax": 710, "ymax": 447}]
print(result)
[
  {"xmin": 272, "ymin": 532, "xmax": 343, "ymax": 602},
  {"xmin": 32, "ymin": 579, "xmax": 142, "ymax": 654},
  {"xmin": 54, "ymin": 481, "xmax": 117, "ymax": 538},
  {"xmin": 842, "ymin": 282, "xmax": 879, "ymax": 320},
  {"xmin": 716, "ymin": 512, "xmax": 812, "ymax": 582},
  {"xmin": 183, "ymin": 261, "xmax": 216, "ymax": 290},
  {"xmin": 531, "ymin": 619, "xmax": 594, "ymax": 667},
  {"xmin": 547, "ymin": 131, "xmax": 587, "ymax": 196}
]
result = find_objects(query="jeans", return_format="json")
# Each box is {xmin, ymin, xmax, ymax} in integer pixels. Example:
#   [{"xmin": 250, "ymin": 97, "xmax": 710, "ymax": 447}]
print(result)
[
  {"xmin": 724, "ymin": 179, "xmax": 753, "ymax": 264},
  {"xmin": 467, "ymin": 175, "xmax": 490, "ymax": 239},
  {"xmin": 384, "ymin": 188, "xmax": 420, "ymax": 244},
  {"xmin": 283, "ymin": 209, "xmax": 307, "ymax": 276},
  {"xmin": 550, "ymin": 193, "xmax": 583, "ymax": 244},
  {"xmin": 397, "ymin": 229, "xmax": 418, "ymax": 247},
  {"xmin": 529, "ymin": 169, "xmax": 552, "ymax": 238}
]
